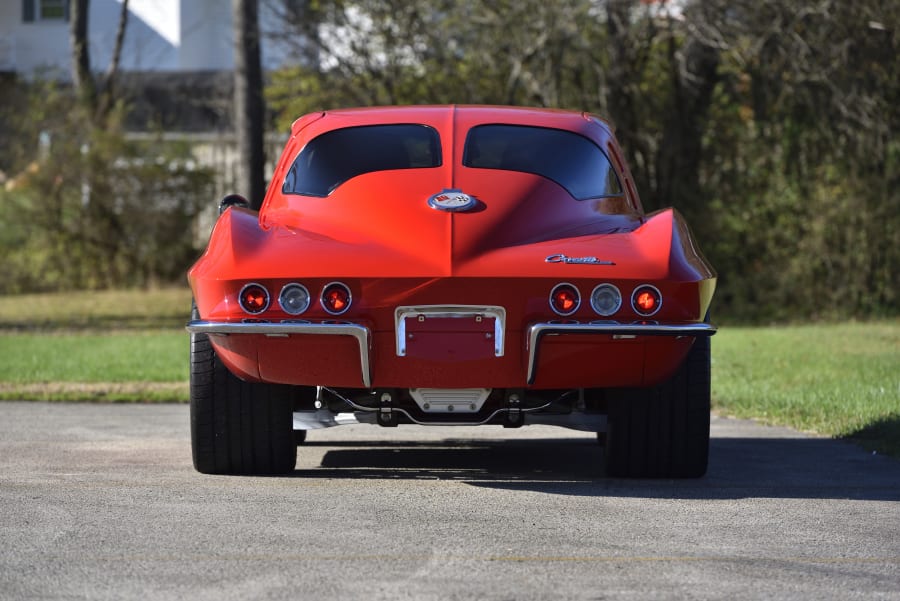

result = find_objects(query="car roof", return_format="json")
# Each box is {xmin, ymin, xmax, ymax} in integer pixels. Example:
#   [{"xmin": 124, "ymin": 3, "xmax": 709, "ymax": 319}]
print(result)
[{"xmin": 292, "ymin": 105, "xmax": 614, "ymax": 137}]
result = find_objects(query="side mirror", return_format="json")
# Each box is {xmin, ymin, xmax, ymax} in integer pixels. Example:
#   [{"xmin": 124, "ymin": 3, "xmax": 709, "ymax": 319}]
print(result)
[{"xmin": 219, "ymin": 194, "xmax": 250, "ymax": 215}]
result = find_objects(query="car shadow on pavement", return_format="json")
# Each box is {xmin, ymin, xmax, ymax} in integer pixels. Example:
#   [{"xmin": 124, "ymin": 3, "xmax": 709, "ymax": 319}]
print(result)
[{"xmin": 292, "ymin": 437, "xmax": 900, "ymax": 501}]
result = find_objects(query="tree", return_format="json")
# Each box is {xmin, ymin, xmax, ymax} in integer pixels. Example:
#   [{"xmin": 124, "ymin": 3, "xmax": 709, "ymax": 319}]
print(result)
[
  {"xmin": 69, "ymin": 0, "xmax": 130, "ymax": 124},
  {"xmin": 265, "ymin": 0, "xmax": 604, "ymax": 127},
  {"xmin": 233, "ymin": 0, "xmax": 267, "ymax": 209},
  {"xmin": 0, "ymin": 0, "xmax": 214, "ymax": 292},
  {"xmin": 262, "ymin": 0, "xmax": 898, "ymax": 321}
]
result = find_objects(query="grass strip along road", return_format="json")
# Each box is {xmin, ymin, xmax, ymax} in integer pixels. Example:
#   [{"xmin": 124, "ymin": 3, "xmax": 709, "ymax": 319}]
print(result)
[{"xmin": 0, "ymin": 288, "xmax": 897, "ymax": 457}]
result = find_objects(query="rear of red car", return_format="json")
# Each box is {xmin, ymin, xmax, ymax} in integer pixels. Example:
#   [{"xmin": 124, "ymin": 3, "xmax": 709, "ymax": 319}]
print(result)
[{"xmin": 187, "ymin": 106, "xmax": 716, "ymax": 478}]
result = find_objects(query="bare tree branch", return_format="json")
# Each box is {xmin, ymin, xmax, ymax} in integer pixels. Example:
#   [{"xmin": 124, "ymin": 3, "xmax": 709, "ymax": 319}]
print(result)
[
  {"xmin": 98, "ymin": 0, "xmax": 130, "ymax": 121},
  {"xmin": 69, "ymin": 0, "xmax": 95, "ymax": 108}
]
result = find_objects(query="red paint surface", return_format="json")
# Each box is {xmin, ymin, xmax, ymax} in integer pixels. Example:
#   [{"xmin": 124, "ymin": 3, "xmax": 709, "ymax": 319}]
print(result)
[{"xmin": 189, "ymin": 106, "xmax": 716, "ymax": 390}]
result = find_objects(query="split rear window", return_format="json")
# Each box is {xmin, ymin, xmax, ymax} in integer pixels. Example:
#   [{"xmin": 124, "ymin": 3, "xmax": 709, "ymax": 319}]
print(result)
[
  {"xmin": 282, "ymin": 124, "xmax": 441, "ymax": 197},
  {"xmin": 463, "ymin": 124, "xmax": 623, "ymax": 200},
  {"xmin": 282, "ymin": 122, "xmax": 623, "ymax": 199}
]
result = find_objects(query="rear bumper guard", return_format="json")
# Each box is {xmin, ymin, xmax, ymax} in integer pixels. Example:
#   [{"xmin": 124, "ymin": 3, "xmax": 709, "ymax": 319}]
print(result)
[
  {"xmin": 526, "ymin": 321, "xmax": 716, "ymax": 385},
  {"xmin": 187, "ymin": 319, "xmax": 715, "ymax": 390},
  {"xmin": 186, "ymin": 320, "xmax": 372, "ymax": 388}
]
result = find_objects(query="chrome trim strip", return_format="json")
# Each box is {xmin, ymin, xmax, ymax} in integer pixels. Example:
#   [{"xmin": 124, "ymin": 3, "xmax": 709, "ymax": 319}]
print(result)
[
  {"xmin": 394, "ymin": 305, "xmax": 506, "ymax": 357},
  {"xmin": 526, "ymin": 321, "xmax": 717, "ymax": 385},
  {"xmin": 186, "ymin": 320, "xmax": 372, "ymax": 388}
]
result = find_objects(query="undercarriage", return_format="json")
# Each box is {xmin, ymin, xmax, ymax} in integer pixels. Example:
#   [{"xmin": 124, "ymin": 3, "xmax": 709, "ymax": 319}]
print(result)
[{"xmin": 294, "ymin": 386, "xmax": 609, "ymax": 431}]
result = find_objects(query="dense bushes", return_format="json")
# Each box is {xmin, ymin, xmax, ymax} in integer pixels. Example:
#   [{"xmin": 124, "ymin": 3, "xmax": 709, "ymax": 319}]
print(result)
[
  {"xmin": 1, "ymin": 0, "xmax": 896, "ymax": 323},
  {"xmin": 0, "ymin": 79, "xmax": 214, "ymax": 293},
  {"xmin": 267, "ymin": 0, "xmax": 898, "ymax": 323}
]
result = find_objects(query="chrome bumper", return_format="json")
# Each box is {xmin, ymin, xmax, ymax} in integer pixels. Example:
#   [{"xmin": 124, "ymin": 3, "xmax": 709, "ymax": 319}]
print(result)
[
  {"xmin": 187, "ymin": 319, "xmax": 716, "ymax": 390},
  {"xmin": 525, "ymin": 321, "xmax": 716, "ymax": 385},
  {"xmin": 186, "ymin": 320, "xmax": 372, "ymax": 387}
]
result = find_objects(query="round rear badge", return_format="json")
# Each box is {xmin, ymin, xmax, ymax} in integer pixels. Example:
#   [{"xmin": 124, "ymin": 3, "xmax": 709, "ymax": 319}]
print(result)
[{"xmin": 427, "ymin": 189, "xmax": 476, "ymax": 212}]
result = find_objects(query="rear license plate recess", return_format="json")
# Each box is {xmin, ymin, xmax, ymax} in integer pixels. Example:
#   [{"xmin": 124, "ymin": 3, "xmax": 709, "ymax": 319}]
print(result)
[{"xmin": 395, "ymin": 306, "xmax": 506, "ymax": 360}]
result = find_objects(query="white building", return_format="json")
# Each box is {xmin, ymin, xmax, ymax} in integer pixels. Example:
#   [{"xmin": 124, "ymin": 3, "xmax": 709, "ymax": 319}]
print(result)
[{"xmin": 0, "ymin": 0, "xmax": 294, "ymax": 75}]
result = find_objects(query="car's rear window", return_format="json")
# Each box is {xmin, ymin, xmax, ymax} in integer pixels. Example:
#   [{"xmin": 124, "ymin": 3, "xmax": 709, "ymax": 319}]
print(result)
[
  {"xmin": 282, "ymin": 124, "xmax": 442, "ymax": 197},
  {"xmin": 462, "ymin": 124, "xmax": 623, "ymax": 199}
]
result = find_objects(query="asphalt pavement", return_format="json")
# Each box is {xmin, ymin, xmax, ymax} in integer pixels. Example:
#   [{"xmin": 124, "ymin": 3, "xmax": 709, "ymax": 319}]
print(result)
[{"xmin": 1, "ymin": 402, "xmax": 898, "ymax": 600}]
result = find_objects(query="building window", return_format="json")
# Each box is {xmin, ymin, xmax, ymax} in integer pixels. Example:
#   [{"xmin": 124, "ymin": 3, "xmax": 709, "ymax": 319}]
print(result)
[
  {"xmin": 39, "ymin": 0, "xmax": 67, "ymax": 19},
  {"xmin": 23, "ymin": 0, "xmax": 69, "ymax": 22}
]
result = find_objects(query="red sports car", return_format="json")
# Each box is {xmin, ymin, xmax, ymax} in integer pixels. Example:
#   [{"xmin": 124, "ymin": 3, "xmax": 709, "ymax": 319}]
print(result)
[{"xmin": 187, "ymin": 105, "xmax": 716, "ymax": 477}]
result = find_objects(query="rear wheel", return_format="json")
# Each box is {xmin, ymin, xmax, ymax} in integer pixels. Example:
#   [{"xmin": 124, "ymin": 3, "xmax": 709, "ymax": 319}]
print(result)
[
  {"xmin": 190, "ymin": 304, "xmax": 297, "ymax": 475},
  {"xmin": 604, "ymin": 336, "xmax": 711, "ymax": 478}
]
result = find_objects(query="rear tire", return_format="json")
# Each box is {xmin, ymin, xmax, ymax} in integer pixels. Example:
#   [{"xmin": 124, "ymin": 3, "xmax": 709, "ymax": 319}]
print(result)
[
  {"xmin": 604, "ymin": 336, "xmax": 711, "ymax": 478},
  {"xmin": 190, "ymin": 304, "xmax": 297, "ymax": 475}
]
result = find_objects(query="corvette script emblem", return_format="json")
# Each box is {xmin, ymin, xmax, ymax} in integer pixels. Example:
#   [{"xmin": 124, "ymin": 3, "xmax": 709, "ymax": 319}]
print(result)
[
  {"xmin": 427, "ymin": 189, "xmax": 477, "ymax": 212},
  {"xmin": 546, "ymin": 254, "xmax": 616, "ymax": 265}
]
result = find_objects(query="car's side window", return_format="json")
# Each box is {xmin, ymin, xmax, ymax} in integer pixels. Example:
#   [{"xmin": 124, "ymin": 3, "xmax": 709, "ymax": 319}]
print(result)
[
  {"xmin": 462, "ymin": 124, "xmax": 623, "ymax": 200},
  {"xmin": 283, "ymin": 124, "xmax": 442, "ymax": 197}
]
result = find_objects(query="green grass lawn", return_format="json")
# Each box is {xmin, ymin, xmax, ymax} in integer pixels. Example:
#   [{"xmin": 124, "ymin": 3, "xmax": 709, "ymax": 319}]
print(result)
[
  {"xmin": 712, "ymin": 322, "xmax": 900, "ymax": 457},
  {"xmin": 0, "ymin": 289, "xmax": 897, "ymax": 456},
  {"xmin": 0, "ymin": 331, "xmax": 189, "ymax": 402},
  {"xmin": 0, "ymin": 331, "xmax": 187, "ymax": 382},
  {"xmin": 0, "ymin": 288, "xmax": 192, "ymax": 402},
  {"xmin": 0, "ymin": 287, "xmax": 193, "ymax": 330}
]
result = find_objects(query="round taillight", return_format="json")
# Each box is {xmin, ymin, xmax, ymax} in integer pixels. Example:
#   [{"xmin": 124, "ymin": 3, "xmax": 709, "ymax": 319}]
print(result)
[
  {"xmin": 632, "ymin": 285, "xmax": 662, "ymax": 316},
  {"xmin": 239, "ymin": 283, "xmax": 269, "ymax": 314},
  {"xmin": 279, "ymin": 283, "xmax": 310, "ymax": 315},
  {"xmin": 321, "ymin": 282, "xmax": 352, "ymax": 315},
  {"xmin": 550, "ymin": 283, "xmax": 580, "ymax": 316},
  {"xmin": 590, "ymin": 284, "xmax": 622, "ymax": 316}
]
